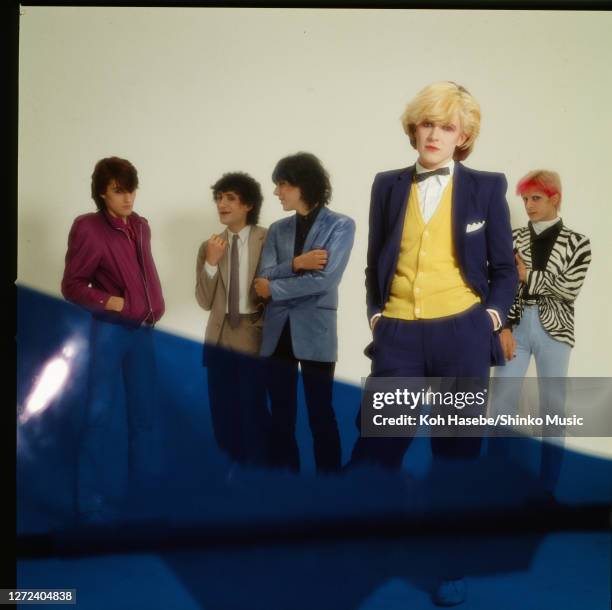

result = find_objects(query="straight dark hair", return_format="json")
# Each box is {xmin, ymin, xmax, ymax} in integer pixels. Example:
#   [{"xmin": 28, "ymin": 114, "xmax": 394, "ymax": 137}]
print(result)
[
  {"xmin": 272, "ymin": 152, "xmax": 331, "ymax": 209},
  {"xmin": 91, "ymin": 157, "xmax": 138, "ymax": 211}
]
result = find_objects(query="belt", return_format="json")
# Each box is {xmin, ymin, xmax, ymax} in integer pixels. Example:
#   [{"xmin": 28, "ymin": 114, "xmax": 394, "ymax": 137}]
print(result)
[{"xmin": 225, "ymin": 312, "xmax": 260, "ymax": 322}]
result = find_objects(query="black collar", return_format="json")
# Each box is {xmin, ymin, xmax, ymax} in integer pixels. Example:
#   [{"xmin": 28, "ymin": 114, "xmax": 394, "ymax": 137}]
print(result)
[{"xmin": 296, "ymin": 204, "xmax": 322, "ymax": 226}]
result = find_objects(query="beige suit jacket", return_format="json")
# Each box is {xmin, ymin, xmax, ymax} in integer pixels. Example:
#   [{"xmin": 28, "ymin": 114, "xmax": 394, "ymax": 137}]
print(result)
[{"xmin": 195, "ymin": 225, "xmax": 267, "ymax": 354}]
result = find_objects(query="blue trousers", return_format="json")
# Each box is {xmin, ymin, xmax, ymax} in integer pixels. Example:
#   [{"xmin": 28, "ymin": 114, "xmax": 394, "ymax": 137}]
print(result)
[
  {"xmin": 266, "ymin": 321, "xmax": 341, "ymax": 473},
  {"xmin": 350, "ymin": 304, "xmax": 493, "ymax": 469},
  {"xmin": 77, "ymin": 319, "xmax": 162, "ymax": 514},
  {"xmin": 206, "ymin": 344, "xmax": 271, "ymax": 468},
  {"xmin": 490, "ymin": 305, "xmax": 571, "ymax": 492},
  {"xmin": 495, "ymin": 306, "xmax": 571, "ymax": 379}
]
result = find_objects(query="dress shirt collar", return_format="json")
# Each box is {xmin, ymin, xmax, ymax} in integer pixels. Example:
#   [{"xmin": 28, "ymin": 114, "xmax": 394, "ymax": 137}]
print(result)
[
  {"xmin": 530, "ymin": 217, "xmax": 561, "ymax": 236},
  {"xmin": 228, "ymin": 224, "xmax": 251, "ymax": 245}
]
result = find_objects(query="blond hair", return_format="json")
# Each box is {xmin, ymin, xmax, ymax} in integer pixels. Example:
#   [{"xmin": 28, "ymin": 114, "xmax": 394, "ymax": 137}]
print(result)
[{"xmin": 400, "ymin": 81, "xmax": 481, "ymax": 161}]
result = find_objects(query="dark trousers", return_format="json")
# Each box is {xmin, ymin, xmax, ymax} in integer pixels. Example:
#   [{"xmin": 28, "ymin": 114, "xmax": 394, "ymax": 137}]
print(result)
[
  {"xmin": 206, "ymin": 344, "xmax": 270, "ymax": 468},
  {"xmin": 350, "ymin": 305, "xmax": 493, "ymax": 469},
  {"xmin": 266, "ymin": 321, "xmax": 341, "ymax": 473},
  {"xmin": 78, "ymin": 319, "xmax": 161, "ymax": 514}
]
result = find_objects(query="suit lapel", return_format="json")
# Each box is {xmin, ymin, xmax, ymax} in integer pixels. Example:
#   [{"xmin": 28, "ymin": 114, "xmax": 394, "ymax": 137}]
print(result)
[
  {"xmin": 547, "ymin": 224, "xmax": 566, "ymax": 270},
  {"xmin": 219, "ymin": 228, "xmax": 230, "ymax": 290},
  {"xmin": 303, "ymin": 206, "xmax": 329, "ymax": 252},
  {"xmin": 520, "ymin": 227, "xmax": 533, "ymax": 266},
  {"xmin": 451, "ymin": 163, "xmax": 471, "ymax": 271},
  {"xmin": 381, "ymin": 167, "xmax": 414, "ymax": 303},
  {"xmin": 389, "ymin": 166, "xmax": 414, "ymax": 254},
  {"xmin": 246, "ymin": 225, "xmax": 264, "ymax": 307},
  {"xmin": 247, "ymin": 225, "xmax": 264, "ymax": 284},
  {"xmin": 281, "ymin": 215, "xmax": 297, "ymax": 259}
]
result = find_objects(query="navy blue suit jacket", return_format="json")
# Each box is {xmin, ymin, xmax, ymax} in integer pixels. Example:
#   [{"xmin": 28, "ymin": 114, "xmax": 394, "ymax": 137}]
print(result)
[{"xmin": 365, "ymin": 163, "xmax": 518, "ymax": 365}]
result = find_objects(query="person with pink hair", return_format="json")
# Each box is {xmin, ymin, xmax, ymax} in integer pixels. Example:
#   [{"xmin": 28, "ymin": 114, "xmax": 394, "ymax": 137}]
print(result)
[{"xmin": 492, "ymin": 169, "xmax": 591, "ymax": 497}]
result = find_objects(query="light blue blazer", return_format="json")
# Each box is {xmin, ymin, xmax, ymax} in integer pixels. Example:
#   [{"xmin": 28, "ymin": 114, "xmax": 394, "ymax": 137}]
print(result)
[{"xmin": 258, "ymin": 206, "xmax": 356, "ymax": 362}]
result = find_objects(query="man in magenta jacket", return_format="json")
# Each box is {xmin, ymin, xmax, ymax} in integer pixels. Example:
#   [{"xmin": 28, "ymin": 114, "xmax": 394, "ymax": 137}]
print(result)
[{"xmin": 62, "ymin": 156, "xmax": 165, "ymax": 523}]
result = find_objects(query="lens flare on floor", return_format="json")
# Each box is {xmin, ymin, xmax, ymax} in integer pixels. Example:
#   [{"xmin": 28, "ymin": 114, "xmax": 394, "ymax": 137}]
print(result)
[{"xmin": 19, "ymin": 339, "xmax": 81, "ymax": 424}]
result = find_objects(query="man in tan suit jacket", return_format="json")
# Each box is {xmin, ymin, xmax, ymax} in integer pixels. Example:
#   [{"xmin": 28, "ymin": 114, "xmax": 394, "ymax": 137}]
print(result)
[{"xmin": 195, "ymin": 172, "xmax": 270, "ymax": 467}]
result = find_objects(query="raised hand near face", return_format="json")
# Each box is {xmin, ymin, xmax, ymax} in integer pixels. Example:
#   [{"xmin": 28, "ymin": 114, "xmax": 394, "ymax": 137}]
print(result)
[{"xmin": 206, "ymin": 234, "xmax": 228, "ymax": 266}]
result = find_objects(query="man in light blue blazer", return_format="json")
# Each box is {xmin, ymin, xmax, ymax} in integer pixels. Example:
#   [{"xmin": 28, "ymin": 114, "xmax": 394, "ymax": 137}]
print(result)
[{"xmin": 254, "ymin": 152, "xmax": 355, "ymax": 473}]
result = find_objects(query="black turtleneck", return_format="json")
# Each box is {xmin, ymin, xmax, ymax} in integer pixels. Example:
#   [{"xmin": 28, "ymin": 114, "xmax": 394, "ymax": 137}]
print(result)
[
  {"xmin": 523, "ymin": 219, "xmax": 563, "ymax": 300},
  {"xmin": 529, "ymin": 220, "xmax": 562, "ymax": 270},
  {"xmin": 294, "ymin": 204, "xmax": 322, "ymax": 256}
]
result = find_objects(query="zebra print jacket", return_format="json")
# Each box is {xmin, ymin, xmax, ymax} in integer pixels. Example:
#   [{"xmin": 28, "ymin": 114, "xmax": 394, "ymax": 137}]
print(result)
[{"xmin": 507, "ymin": 222, "xmax": 591, "ymax": 347}]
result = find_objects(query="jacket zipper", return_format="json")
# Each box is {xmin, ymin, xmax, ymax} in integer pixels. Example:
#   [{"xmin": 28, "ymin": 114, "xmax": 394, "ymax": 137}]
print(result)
[
  {"xmin": 113, "ymin": 224, "xmax": 154, "ymax": 327},
  {"xmin": 138, "ymin": 224, "xmax": 155, "ymax": 326}
]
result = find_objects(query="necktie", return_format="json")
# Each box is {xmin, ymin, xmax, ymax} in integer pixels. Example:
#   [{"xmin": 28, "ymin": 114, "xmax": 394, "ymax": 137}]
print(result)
[
  {"xmin": 228, "ymin": 234, "xmax": 240, "ymax": 328},
  {"xmin": 415, "ymin": 167, "xmax": 450, "ymax": 182}
]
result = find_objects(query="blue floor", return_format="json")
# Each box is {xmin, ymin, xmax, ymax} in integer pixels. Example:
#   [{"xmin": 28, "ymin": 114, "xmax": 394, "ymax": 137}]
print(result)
[
  {"xmin": 16, "ymin": 286, "xmax": 612, "ymax": 608},
  {"xmin": 18, "ymin": 532, "xmax": 611, "ymax": 610}
]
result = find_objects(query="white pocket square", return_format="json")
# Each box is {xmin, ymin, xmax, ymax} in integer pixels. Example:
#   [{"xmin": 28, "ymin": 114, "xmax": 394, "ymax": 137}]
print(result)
[{"xmin": 466, "ymin": 220, "xmax": 486, "ymax": 233}]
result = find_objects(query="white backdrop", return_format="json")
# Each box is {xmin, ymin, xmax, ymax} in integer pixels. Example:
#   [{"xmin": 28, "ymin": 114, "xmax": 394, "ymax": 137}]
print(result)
[{"xmin": 18, "ymin": 8, "xmax": 612, "ymax": 456}]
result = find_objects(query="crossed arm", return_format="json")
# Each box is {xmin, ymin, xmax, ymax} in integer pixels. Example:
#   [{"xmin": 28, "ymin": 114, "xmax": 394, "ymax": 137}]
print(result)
[{"xmin": 255, "ymin": 217, "xmax": 355, "ymax": 302}]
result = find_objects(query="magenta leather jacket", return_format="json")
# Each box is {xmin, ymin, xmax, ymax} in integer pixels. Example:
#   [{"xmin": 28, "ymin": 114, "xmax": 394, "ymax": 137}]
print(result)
[{"xmin": 61, "ymin": 210, "xmax": 165, "ymax": 325}]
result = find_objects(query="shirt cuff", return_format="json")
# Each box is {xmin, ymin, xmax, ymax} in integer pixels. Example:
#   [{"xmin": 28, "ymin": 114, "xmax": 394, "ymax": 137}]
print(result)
[
  {"xmin": 486, "ymin": 308, "xmax": 502, "ymax": 332},
  {"xmin": 370, "ymin": 312, "xmax": 382, "ymax": 330},
  {"xmin": 204, "ymin": 262, "xmax": 218, "ymax": 278}
]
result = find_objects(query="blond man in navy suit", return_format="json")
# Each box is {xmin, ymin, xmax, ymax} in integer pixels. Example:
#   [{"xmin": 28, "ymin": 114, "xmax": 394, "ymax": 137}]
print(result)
[{"xmin": 350, "ymin": 82, "xmax": 517, "ymax": 607}]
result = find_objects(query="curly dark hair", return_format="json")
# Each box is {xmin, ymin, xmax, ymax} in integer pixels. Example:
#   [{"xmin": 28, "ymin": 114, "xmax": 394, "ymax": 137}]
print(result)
[
  {"xmin": 211, "ymin": 172, "xmax": 263, "ymax": 225},
  {"xmin": 272, "ymin": 152, "xmax": 332, "ymax": 209},
  {"xmin": 91, "ymin": 157, "xmax": 139, "ymax": 211}
]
